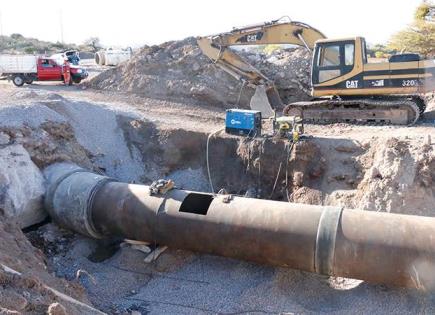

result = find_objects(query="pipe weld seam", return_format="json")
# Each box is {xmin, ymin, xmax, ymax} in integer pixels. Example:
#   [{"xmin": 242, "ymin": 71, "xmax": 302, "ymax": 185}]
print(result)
[
  {"xmin": 314, "ymin": 206, "xmax": 343, "ymax": 275},
  {"xmin": 85, "ymin": 177, "xmax": 117, "ymax": 238}
]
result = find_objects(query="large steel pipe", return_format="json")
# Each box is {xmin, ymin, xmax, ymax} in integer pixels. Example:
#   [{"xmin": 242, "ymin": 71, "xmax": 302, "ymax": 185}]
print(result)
[{"xmin": 44, "ymin": 163, "xmax": 435, "ymax": 288}]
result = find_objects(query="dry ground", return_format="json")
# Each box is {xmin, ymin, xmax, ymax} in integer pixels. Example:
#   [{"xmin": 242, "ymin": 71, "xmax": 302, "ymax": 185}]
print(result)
[{"xmin": 1, "ymin": 79, "xmax": 435, "ymax": 314}]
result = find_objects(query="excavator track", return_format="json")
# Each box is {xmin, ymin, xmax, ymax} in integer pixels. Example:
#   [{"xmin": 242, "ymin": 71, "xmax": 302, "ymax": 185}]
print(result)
[{"xmin": 283, "ymin": 96, "xmax": 426, "ymax": 126}]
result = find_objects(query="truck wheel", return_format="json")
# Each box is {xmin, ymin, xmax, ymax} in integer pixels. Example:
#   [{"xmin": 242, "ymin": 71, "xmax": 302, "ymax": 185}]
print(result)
[
  {"xmin": 12, "ymin": 75, "xmax": 25, "ymax": 87},
  {"xmin": 72, "ymin": 78, "xmax": 82, "ymax": 84},
  {"xmin": 25, "ymin": 78, "xmax": 33, "ymax": 84}
]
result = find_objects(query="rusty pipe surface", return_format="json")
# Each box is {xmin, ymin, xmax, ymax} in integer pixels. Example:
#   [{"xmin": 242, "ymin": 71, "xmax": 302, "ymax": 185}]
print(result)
[{"xmin": 44, "ymin": 163, "xmax": 435, "ymax": 288}]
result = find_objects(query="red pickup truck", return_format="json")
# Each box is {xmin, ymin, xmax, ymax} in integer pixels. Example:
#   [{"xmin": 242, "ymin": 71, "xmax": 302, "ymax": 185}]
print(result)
[{"xmin": 0, "ymin": 55, "xmax": 88, "ymax": 87}]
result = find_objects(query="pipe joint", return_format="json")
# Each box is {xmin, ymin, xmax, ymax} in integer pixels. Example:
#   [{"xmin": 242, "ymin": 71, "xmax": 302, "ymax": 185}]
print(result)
[
  {"xmin": 44, "ymin": 163, "xmax": 116, "ymax": 238},
  {"xmin": 314, "ymin": 206, "xmax": 343, "ymax": 275}
]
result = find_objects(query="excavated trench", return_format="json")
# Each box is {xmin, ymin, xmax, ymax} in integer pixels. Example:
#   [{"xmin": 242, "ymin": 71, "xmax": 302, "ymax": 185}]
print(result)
[
  {"xmin": 24, "ymin": 118, "xmax": 435, "ymax": 313},
  {"xmin": 115, "ymin": 115, "xmax": 435, "ymax": 216},
  {"xmin": 1, "ymin": 94, "xmax": 435, "ymax": 313}
]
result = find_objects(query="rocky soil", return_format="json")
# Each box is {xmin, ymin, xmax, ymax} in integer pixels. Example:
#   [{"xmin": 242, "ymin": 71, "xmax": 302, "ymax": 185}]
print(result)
[
  {"xmin": 0, "ymin": 34, "xmax": 434, "ymax": 313},
  {"xmin": 0, "ymin": 218, "xmax": 103, "ymax": 314},
  {"xmin": 0, "ymin": 84, "xmax": 434, "ymax": 313}
]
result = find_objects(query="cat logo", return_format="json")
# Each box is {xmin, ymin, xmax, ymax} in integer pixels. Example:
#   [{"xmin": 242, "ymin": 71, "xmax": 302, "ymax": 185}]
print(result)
[
  {"xmin": 236, "ymin": 31, "xmax": 264, "ymax": 43},
  {"xmin": 345, "ymin": 80, "xmax": 359, "ymax": 88}
]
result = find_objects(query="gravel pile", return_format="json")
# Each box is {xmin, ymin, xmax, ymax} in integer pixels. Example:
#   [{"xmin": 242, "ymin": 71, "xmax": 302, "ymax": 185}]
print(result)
[
  {"xmin": 243, "ymin": 47, "xmax": 312, "ymax": 103},
  {"xmin": 89, "ymin": 37, "xmax": 312, "ymax": 107}
]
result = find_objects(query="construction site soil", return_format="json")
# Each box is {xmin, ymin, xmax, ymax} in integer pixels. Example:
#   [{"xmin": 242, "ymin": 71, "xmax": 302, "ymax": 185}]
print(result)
[
  {"xmin": 88, "ymin": 38, "xmax": 312, "ymax": 107},
  {"xmin": 1, "ymin": 37, "xmax": 435, "ymax": 314}
]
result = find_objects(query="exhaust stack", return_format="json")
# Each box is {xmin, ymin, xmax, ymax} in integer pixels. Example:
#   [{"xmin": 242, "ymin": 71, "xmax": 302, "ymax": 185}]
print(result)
[{"xmin": 44, "ymin": 163, "xmax": 435, "ymax": 288}]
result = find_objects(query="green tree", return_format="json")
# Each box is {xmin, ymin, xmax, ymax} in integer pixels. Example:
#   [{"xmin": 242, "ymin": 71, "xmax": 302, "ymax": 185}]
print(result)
[
  {"xmin": 10, "ymin": 33, "xmax": 24, "ymax": 40},
  {"xmin": 387, "ymin": 1, "xmax": 435, "ymax": 57},
  {"xmin": 82, "ymin": 37, "xmax": 102, "ymax": 52},
  {"xmin": 415, "ymin": 1, "xmax": 431, "ymax": 19},
  {"xmin": 375, "ymin": 51, "xmax": 385, "ymax": 59},
  {"xmin": 366, "ymin": 44, "xmax": 395, "ymax": 58},
  {"xmin": 24, "ymin": 47, "xmax": 35, "ymax": 54}
]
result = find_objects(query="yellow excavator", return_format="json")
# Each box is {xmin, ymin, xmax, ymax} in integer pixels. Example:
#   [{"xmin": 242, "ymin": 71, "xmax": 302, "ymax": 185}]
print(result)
[{"xmin": 198, "ymin": 17, "xmax": 435, "ymax": 125}]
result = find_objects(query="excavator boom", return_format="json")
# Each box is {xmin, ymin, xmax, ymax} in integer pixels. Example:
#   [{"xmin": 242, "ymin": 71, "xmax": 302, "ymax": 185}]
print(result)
[
  {"xmin": 197, "ymin": 19, "xmax": 326, "ymax": 117},
  {"xmin": 208, "ymin": 20, "xmax": 325, "ymax": 48}
]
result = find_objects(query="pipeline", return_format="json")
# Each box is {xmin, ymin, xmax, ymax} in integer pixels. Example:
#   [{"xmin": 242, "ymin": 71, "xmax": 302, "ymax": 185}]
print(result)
[{"xmin": 44, "ymin": 163, "xmax": 435, "ymax": 289}]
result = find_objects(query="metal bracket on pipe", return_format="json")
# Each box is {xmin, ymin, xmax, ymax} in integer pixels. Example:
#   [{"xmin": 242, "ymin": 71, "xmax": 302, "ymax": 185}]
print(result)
[{"xmin": 314, "ymin": 206, "xmax": 343, "ymax": 276}]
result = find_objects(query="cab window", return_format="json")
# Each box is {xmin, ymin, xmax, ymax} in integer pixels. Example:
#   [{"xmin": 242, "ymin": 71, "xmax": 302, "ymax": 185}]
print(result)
[
  {"xmin": 318, "ymin": 45, "xmax": 340, "ymax": 66},
  {"xmin": 314, "ymin": 41, "xmax": 356, "ymax": 84},
  {"xmin": 361, "ymin": 39, "xmax": 368, "ymax": 63},
  {"xmin": 317, "ymin": 45, "xmax": 341, "ymax": 83},
  {"xmin": 345, "ymin": 44, "xmax": 354, "ymax": 66},
  {"xmin": 41, "ymin": 59, "xmax": 51, "ymax": 67},
  {"xmin": 41, "ymin": 59, "xmax": 57, "ymax": 68}
]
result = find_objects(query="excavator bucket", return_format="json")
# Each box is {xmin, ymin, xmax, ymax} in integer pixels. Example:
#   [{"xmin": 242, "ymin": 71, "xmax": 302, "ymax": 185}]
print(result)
[
  {"xmin": 265, "ymin": 85, "xmax": 284, "ymax": 109},
  {"xmin": 197, "ymin": 37, "xmax": 283, "ymax": 118},
  {"xmin": 249, "ymin": 85, "xmax": 282, "ymax": 118}
]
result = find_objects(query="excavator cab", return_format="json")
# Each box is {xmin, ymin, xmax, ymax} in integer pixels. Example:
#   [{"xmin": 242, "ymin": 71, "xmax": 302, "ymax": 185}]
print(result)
[
  {"xmin": 311, "ymin": 38, "xmax": 363, "ymax": 86},
  {"xmin": 310, "ymin": 37, "xmax": 374, "ymax": 95},
  {"xmin": 292, "ymin": 36, "xmax": 433, "ymax": 124},
  {"xmin": 311, "ymin": 36, "xmax": 434, "ymax": 98}
]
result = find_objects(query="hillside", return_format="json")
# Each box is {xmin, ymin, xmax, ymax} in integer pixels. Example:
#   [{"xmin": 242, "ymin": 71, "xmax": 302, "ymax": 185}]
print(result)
[{"xmin": 0, "ymin": 33, "xmax": 77, "ymax": 55}]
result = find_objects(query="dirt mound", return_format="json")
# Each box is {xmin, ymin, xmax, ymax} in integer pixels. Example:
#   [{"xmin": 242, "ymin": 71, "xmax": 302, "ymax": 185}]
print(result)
[
  {"xmin": 0, "ymin": 122, "xmax": 93, "ymax": 170},
  {"xmin": 89, "ymin": 37, "xmax": 311, "ymax": 107},
  {"xmin": 355, "ymin": 137, "xmax": 435, "ymax": 215},
  {"xmin": 0, "ymin": 218, "xmax": 102, "ymax": 314},
  {"xmin": 242, "ymin": 48, "xmax": 312, "ymax": 103}
]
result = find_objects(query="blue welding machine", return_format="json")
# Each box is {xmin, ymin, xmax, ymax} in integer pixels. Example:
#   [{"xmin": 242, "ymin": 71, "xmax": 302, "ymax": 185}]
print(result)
[{"xmin": 225, "ymin": 109, "xmax": 262, "ymax": 136}]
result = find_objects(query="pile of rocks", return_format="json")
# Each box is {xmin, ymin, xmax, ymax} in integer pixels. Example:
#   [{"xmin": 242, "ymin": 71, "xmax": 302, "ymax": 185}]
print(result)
[
  {"xmin": 89, "ymin": 37, "xmax": 312, "ymax": 107},
  {"xmin": 243, "ymin": 47, "xmax": 312, "ymax": 103}
]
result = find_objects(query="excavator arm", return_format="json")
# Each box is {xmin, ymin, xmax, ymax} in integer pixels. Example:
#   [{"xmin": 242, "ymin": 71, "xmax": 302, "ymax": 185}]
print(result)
[{"xmin": 197, "ymin": 18, "xmax": 326, "ymax": 116}]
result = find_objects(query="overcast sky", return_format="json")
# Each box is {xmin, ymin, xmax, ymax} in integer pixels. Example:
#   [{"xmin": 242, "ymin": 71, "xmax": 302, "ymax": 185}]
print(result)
[{"xmin": 0, "ymin": 0, "xmax": 424, "ymax": 47}]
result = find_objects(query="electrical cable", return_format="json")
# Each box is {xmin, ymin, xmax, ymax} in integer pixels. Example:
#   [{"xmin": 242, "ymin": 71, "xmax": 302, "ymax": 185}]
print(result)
[
  {"xmin": 269, "ymin": 162, "xmax": 282, "ymax": 199},
  {"xmin": 256, "ymin": 138, "xmax": 263, "ymax": 198},
  {"xmin": 206, "ymin": 127, "xmax": 225, "ymax": 195},
  {"xmin": 285, "ymin": 141, "xmax": 295, "ymax": 202}
]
